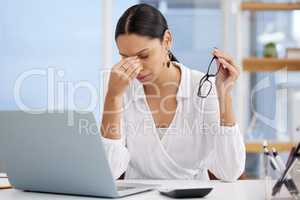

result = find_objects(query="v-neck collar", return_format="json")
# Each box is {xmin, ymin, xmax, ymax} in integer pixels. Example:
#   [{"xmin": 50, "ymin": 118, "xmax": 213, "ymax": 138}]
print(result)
[{"xmin": 141, "ymin": 91, "xmax": 181, "ymax": 144}]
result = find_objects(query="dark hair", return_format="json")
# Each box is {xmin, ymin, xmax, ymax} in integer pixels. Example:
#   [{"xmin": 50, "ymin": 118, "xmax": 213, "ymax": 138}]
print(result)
[{"xmin": 115, "ymin": 3, "xmax": 179, "ymax": 63}]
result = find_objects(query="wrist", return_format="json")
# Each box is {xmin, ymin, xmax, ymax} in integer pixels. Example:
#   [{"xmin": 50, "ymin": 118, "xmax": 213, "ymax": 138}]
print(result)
[
  {"xmin": 217, "ymin": 86, "xmax": 232, "ymax": 99},
  {"xmin": 219, "ymin": 95, "xmax": 236, "ymax": 126},
  {"xmin": 218, "ymin": 93, "xmax": 231, "ymax": 102},
  {"xmin": 105, "ymin": 92, "xmax": 123, "ymax": 102},
  {"xmin": 218, "ymin": 94, "xmax": 231, "ymax": 112},
  {"xmin": 220, "ymin": 120, "xmax": 236, "ymax": 127}
]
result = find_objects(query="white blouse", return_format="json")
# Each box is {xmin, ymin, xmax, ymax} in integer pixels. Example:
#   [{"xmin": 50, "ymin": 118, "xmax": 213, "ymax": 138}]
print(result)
[
  {"xmin": 156, "ymin": 128, "xmax": 168, "ymax": 140},
  {"xmin": 101, "ymin": 62, "xmax": 246, "ymax": 182}
]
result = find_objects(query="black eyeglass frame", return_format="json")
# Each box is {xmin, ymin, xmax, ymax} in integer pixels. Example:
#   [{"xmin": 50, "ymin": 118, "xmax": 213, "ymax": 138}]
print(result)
[{"xmin": 197, "ymin": 56, "xmax": 221, "ymax": 98}]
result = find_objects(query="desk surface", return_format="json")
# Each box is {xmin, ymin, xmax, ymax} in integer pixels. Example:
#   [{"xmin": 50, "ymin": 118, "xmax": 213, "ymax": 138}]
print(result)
[{"xmin": 0, "ymin": 178, "xmax": 291, "ymax": 200}]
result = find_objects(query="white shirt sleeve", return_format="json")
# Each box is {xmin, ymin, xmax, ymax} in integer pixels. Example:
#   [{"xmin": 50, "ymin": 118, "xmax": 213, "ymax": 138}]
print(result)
[
  {"xmin": 203, "ymin": 80, "xmax": 246, "ymax": 182},
  {"xmin": 99, "ymin": 68, "xmax": 130, "ymax": 180},
  {"xmin": 208, "ymin": 125, "xmax": 246, "ymax": 182},
  {"xmin": 101, "ymin": 137, "xmax": 130, "ymax": 180}
]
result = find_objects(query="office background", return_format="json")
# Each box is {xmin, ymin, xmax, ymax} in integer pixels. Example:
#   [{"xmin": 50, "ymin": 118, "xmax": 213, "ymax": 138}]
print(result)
[{"xmin": 1, "ymin": 0, "xmax": 300, "ymax": 178}]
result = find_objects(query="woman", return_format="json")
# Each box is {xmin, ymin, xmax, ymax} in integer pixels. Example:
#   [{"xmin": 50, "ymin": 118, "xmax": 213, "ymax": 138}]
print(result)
[{"xmin": 100, "ymin": 4, "xmax": 245, "ymax": 181}]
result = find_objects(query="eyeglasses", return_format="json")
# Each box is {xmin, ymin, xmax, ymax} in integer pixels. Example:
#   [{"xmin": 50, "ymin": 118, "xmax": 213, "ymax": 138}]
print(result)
[{"xmin": 197, "ymin": 56, "xmax": 220, "ymax": 98}]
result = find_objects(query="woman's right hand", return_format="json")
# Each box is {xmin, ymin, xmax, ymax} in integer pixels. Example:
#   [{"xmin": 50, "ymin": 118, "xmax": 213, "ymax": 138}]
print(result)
[{"xmin": 106, "ymin": 56, "xmax": 143, "ymax": 98}]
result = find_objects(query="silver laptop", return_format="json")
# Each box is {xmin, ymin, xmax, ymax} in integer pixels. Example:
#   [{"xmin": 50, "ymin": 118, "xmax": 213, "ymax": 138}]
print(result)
[{"xmin": 0, "ymin": 111, "xmax": 157, "ymax": 198}]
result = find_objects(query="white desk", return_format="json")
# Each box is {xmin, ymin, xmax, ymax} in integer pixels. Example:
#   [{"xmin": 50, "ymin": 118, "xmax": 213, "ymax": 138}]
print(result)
[{"xmin": 0, "ymin": 178, "xmax": 292, "ymax": 200}]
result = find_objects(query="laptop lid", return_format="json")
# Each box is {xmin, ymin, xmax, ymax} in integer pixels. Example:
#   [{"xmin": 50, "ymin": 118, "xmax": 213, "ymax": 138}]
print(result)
[{"xmin": 0, "ymin": 110, "xmax": 119, "ymax": 198}]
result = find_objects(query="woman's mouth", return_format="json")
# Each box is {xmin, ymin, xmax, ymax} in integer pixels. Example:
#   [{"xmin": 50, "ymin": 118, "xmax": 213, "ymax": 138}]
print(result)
[{"xmin": 136, "ymin": 73, "xmax": 152, "ymax": 82}]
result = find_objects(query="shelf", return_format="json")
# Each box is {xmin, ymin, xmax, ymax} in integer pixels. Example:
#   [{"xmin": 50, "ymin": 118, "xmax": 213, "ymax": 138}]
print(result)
[
  {"xmin": 241, "ymin": 2, "xmax": 300, "ymax": 11},
  {"xmin": 243, "ymin": 57, "xmax": 300, "ymax": 72},
  {"xmin": 246, "ymin": 141, "xmax": 295, "ymax": 153}
]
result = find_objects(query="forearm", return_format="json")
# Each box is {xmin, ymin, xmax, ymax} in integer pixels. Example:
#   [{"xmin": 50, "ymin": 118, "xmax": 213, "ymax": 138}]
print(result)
[
  {"xmin": 101, "ymin": 95, "xmax": 123, "ymax": 139},
  {"xmin": 218, "ymin": 94, "xmax": 236, "ymax": 126}
]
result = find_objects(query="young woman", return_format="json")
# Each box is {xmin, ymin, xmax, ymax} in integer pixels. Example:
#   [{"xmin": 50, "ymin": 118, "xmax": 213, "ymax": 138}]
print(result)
[{"xmin": 100, "ymin": 4, "xmax": 245, "ymax": 181}]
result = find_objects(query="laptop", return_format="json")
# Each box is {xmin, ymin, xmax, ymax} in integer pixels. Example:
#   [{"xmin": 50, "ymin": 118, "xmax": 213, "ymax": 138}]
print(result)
[{"xmin": 0, "ymin": 110, "xmax": 157, "ymax": 198}]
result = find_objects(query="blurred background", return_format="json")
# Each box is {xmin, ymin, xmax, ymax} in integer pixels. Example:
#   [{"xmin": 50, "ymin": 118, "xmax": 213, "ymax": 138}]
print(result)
[{"xmin": 0, "ymin": 0, "xmax": 300, "ymax": 179}]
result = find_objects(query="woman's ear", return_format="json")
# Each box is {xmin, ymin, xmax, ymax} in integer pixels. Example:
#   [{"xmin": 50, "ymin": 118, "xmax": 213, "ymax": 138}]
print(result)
[{"xmin": 163, "ymin": 30, "xmax": 172, "ymax": 50}]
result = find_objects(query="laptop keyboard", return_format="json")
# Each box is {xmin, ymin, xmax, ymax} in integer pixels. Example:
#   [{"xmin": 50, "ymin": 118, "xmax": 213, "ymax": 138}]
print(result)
[{"xmin": 117, "ymin": 186, "xmax": 136, "ymax": 191}]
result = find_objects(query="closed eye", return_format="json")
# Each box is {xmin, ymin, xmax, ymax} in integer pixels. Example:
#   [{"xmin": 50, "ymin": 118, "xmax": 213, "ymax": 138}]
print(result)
[{"xmin": 138, "ymin": 54, "xmax": 149, "ymax": 59}]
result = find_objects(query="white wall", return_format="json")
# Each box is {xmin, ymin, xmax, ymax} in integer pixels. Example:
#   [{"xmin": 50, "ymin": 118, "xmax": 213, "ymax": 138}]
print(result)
[
  {"xmin": 0, "ymin": 0, "xmax": 102, "ymax": 114},
  {"xmin": 0, "ymin": 0, "xmax": 139, "ymax": 123}
]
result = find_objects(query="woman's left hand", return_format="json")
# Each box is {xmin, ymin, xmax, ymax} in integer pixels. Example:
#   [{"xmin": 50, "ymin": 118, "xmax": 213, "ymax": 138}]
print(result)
[{"xmin": 213, "ymin": 49, "xmax": 240, "ymax": 99}]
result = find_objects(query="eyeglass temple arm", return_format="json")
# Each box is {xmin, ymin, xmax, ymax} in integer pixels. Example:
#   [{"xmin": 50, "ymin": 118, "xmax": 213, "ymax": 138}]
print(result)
[{"xmin": 206, "ymin": 56, "xmax": 218, "ymax": 74}]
